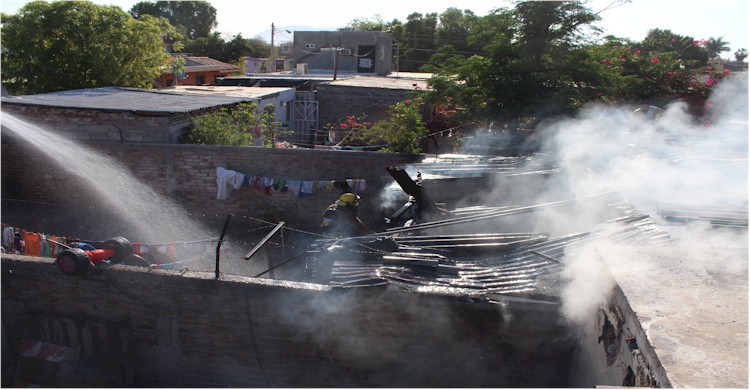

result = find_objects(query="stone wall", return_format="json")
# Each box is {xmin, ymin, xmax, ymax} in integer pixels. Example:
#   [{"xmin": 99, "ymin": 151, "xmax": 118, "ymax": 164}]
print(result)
[{"xmin": 1, "ymin": 254, "xmax": 574, "ymax": 387}]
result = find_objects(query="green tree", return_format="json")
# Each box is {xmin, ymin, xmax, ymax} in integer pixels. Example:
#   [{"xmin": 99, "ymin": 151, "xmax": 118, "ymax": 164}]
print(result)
[
  {"xmin": 400, "ymin": 12, "xmax": 439, "ymax": 72},
  {"xmin": 365, "ymin": 99, "xmax": 428, "ymax": 154},
  {"xmin": 705, "ymin": 36, "xmax": 730, "ymax": 59},
  {"xmin": 129, "ymin": 0, "xmax": 217, "ymax": 40},
  {"xmin": 182, "ymin": 32, "xmax": 270, "ymax": 63},
  {"xmin": 182, "ymin": 31, "xmax": 226, "ymax": 57},
  {"xmin": 640, "ymin": 29, "xmax": 708, "ymax": 65},
  {"xmin": 186, "ymin": 103, "xmax": 259, "ymax": 145},
  {"xmin": 735, "ymin": 48, "xmax": 748, "ymax": 62},
  {"xmin": 185, "ymin": 103, "xmax": 286, "ymax": 147},
  {"xmin": 258, "ymin": 104, "xmax": 287, "ymax": 148},
  {"xmin": 1, "ymin": 0, "xmax": 182, "ymax": 95},
  {"xmin": 347, "ymin": 14, "xmax": 388, "ymax": 31},
  {"xmin": 428, "ymin": 1, "xmax": 605, "ymax": 125}
]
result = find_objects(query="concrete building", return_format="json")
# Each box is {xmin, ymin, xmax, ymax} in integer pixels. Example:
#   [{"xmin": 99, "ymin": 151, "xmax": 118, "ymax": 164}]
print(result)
[
  {"xmin": 293, "ymin": 30, "xmax": 393, "ymax": 76},
  {"xmin": 243, "ymin": 57, "xmax": 294, "ymax": 74}
]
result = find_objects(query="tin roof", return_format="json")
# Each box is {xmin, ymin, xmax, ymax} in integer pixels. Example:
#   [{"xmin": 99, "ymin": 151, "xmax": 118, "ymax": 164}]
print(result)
[
  {"xmin": 183, "ymin": 56, "xmax": 240, "ymax": 71},
  {"xmin": 1, "ymin": 87, "xmax": 262, "ymax": 114}
]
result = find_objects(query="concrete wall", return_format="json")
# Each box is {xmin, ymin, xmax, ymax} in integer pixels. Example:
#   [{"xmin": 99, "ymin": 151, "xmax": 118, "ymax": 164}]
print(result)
[
  {"xmin": 1, "ymin": 254, "xmax": 574, "ymax": 387},
  {"xmin": 566, "ymin": 284, "xmax": 668, "ymax": 387}
]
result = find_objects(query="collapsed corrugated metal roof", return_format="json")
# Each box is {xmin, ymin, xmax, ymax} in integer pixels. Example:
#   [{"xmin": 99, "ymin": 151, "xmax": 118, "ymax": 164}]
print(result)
[
  {"xmin": 306, "ymin": 196, "xmax": 672, "ymax": 300},
  {"xmin": 1, "ymin": 86, "xmax": 257, "ymax": 114}
]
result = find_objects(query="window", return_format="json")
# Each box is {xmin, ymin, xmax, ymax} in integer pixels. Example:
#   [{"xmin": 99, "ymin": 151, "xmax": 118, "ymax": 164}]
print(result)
[{"xmin": 305, "ymin": 43, "xmax": 315, "ymax": 49}]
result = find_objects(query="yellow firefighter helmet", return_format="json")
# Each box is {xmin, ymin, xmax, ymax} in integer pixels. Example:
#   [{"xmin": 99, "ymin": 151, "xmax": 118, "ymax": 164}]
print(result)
[{"xmin": 339, "ymin": 192, "xmax": 359, "ymax": 206}]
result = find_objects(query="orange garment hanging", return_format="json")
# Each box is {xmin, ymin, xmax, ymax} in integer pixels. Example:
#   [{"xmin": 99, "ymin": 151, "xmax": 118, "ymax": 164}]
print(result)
[{"xmin": 22, "ymin": 231, "xmax": 42, "ymax": 257}]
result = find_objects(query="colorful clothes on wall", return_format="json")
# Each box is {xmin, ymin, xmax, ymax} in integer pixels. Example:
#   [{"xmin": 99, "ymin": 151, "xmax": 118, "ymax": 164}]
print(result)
[{"xmin": 214, "ymin": 166, "xmax": 367, "ymax": 201}]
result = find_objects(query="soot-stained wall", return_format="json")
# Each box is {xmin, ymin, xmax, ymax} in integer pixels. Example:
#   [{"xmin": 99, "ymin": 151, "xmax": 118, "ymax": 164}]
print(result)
[{"xmin": 1, "ymin": 254, "xmax": 574, "ymax": 387}]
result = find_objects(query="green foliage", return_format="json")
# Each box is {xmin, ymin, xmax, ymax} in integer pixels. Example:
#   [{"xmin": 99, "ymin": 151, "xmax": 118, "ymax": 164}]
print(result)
[
  {"xmin": 735, "ymin": 48, "xmax": 748, "ymax": 62},
  {"xmin": 181, "ymin": 32, "xmax": 271, "ymax": 64},
  {"xmin": 705, "ymin": 36, "xmax": 731, "ymax": 59},
  {"xmin": 347, "ymin": 14, "xmax": 388, "ymax": 31},
  {"xmin": 588, "ymin": 38, "xmax": 730, "ymax": 114},
  {"xmin": 365, "ymin": 99, "xmax": 428, "ymax": 154},
  {"xmin": 129, "ymin": 0, "xmax": 217, "ymax": 40},
  {"xmin": 640, "ymin": 28, "xmax": 708, "ymax": 65},
  {"xmin": 1, "ymin": 1, "xmax": 183, "ymax": 95},
  {"xmin": 258, "ymin": 104, "xmax": 289, "ymax": 148},
  {"xmin": 185, "ymin": 103, "xmax": 286, "ymax": 147},
  {"xmin": 427, "ymin": 1, "xmax": 605, "ymax": 123},
  {"xmin": 186, "ymin": 103, "xmax": 257, "ymax": 146}
]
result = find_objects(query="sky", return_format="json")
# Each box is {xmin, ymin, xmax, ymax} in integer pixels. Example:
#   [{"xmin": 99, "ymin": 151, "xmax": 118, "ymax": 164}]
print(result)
[{"xmin": 1, "ymin": 0, "xmax": 748, "ymax": 59}]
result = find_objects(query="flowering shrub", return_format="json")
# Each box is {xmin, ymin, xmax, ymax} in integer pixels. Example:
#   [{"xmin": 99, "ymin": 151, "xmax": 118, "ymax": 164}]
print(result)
[
  {"xmin": 364, "ymin": 98, "xmax": 428, "ymax": 154},
  {"xmin": 590, "ymin": 39, "xmax": 729, "ymax": 118},
  {"xmin": 324, "ymin": 113, "xmax": 372, "ymax": 146}
]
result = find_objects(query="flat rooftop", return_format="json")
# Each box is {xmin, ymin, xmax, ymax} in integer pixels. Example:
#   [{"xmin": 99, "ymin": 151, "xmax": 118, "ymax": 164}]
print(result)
[
  {"xmin": 1, "ymin": 87, "xmax": 275, "ymax": 114},
  {"xmin": 608, "ymin": 243, "xmax": 747, "ymax": 387}
]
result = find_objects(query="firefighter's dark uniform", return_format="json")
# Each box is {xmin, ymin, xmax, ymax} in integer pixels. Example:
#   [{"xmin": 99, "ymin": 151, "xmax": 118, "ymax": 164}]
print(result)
[{"xmin": 321, "ymin": 193, "xmax": 371, "ymax": 237}]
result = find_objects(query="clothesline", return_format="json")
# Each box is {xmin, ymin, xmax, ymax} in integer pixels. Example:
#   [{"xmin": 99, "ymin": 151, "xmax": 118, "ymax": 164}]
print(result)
[
  {"xmin": 1, "ymin": 223, "xmax": 219, "ymax": 265},
  {"xmin": 216, "ymin": 167, "xmax": 367, "ymax": 201}
]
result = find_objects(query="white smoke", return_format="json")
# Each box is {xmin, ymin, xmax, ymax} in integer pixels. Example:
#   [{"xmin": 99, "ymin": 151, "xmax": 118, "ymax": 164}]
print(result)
[{"xmin": 538, "ymin": 76, "xmax": 749, "ymax": 324}]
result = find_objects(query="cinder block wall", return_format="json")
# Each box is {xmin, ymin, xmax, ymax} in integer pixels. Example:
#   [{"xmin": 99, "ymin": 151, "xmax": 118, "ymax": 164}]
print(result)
[{"xmin": 1, "ymin": 254, "xmax": 574, "ymax": 387}]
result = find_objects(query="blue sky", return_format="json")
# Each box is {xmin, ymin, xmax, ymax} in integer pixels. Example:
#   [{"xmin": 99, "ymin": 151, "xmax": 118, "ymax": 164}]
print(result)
[{"xmin": 2, "ymin": 0, "xmax": 748, "ymax": 59}]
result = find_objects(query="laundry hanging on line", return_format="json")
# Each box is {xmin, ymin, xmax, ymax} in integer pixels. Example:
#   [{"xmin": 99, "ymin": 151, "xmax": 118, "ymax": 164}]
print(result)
[{"xmin": 215, "ymin": 166, "xmax": 367, "ymax": 201}]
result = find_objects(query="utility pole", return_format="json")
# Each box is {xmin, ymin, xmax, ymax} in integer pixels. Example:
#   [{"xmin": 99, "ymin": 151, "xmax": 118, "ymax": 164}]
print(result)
[
  {"xmin": 271, "ymin": 22, "xmax": 276, "ymax": 72},
  {"xmin": 321, "ymin": 46, "xmax": 342, "ymax": 80},
  {"xmin": 333, "ymin": 48, "xmax": 340, "ymax": 80}
]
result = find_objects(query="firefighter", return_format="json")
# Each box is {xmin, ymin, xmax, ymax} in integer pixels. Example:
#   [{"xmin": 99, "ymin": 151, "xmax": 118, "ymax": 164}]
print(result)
[{"xmin": 321, "ymin": 193, "xmax": 373, "ymax": 237}]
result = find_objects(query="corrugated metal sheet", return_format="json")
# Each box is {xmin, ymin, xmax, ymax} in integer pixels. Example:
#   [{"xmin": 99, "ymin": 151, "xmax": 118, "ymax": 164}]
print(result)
[
  {"xmin": 317, "ymin": 205, "xmax": 672, "ymax": 298},
  {"xmin": 1, "ymin": 87, "xmax": 257, "ymax": 113}
]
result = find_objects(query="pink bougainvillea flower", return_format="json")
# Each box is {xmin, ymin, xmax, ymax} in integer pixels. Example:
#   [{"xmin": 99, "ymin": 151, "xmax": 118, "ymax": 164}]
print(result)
[
  {"xmin": 724, "ymin": 69, "xmax": 731, "ymax": 74},
  {"xmin": 634, "ymin": 49, "xmax": 641, "ymax": 55},
  {"xmin": 705, "ymin": 79, "xmax": 715, "ymax": 87},
  {"xmin": 650, "ymin": 57, "xmax": 660, "ymax": 63},
  {"xmin": 340, "ymin": 123, "xmax": 349, "ymax": 129}
]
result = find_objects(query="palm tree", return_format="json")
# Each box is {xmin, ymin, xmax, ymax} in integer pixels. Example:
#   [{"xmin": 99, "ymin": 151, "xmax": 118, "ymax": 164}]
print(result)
[
  {"xmin": 734, "ymin": 48, "xmax": 748, "ymax": 62},
  {"xmin": 706, "ymin": 36, "xmax": 731, "ymax": 59}
]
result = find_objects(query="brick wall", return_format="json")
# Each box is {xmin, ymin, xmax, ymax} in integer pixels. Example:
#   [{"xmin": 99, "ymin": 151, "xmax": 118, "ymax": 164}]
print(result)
[
  {"xmin": 2, "ymin": 104, "xmax": 188, "ymax": 143},
  {"xmin": 1, "ymin": 254, "xmax": 574, "ymax": 387},
  {"xmin": 316, "ymin": 84, "xmax": 413, "ymax": 129},
  {"xmin": 1, "ymin": 139, "xmax": 419, "ymax": 234}
]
